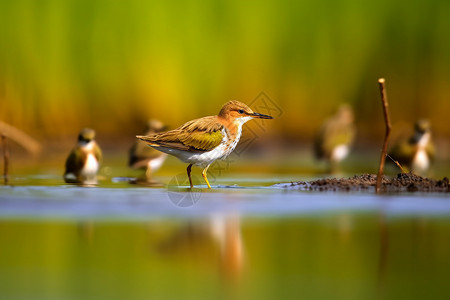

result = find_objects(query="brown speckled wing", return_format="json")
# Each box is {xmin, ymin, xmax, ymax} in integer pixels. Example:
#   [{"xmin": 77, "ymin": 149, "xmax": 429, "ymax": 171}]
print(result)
[{"xmin": 137, "ymin": 116, "xmax": 224, "ymax": 152}]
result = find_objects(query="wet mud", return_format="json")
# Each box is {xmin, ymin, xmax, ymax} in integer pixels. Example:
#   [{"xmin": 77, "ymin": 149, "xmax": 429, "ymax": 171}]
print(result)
[{"xmin": 284, "ymin": 173, "xmax": 450, "ymax": 193}]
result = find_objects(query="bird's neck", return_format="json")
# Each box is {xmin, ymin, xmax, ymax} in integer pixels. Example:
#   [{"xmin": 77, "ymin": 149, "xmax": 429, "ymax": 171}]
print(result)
[
  {"xmin": 218, "ymin": 116, "xmax": 252, "ymax": 141},
  {"xmin": 415, "ymin": 132, "xmax": 430, "ymax": 149},
  {"xmin": 79, "ymin": 141, "xmax": 96, "ymax": 152}
]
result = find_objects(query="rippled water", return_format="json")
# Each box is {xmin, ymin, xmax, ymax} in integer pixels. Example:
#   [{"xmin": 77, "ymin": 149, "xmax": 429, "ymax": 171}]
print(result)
[{"xmin": 1, "ymin": 174, "xmax": 450, "ymax": 299}]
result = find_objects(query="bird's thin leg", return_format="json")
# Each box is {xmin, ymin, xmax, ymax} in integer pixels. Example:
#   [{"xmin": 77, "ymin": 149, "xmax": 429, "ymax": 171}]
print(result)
[
  {"xmin": 202, "ymin": 164, "xmax": 211, "ymax": 189},
  {"xmin": 187, "ymin": 164, "xmax": 193, "ymax": 189},
  {"xmin": 329, "ymin": 159, "xmax": 339, "ymax": 175},
  {"xmin": 145, "ymin": 166, "xmax": 152, "ymax": 182}
]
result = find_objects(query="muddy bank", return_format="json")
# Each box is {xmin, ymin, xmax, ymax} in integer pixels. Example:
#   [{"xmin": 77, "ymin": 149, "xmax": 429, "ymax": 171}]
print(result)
[{"xmin": 279, "ymin": 173, "xmax": 450, "ymax": 193}]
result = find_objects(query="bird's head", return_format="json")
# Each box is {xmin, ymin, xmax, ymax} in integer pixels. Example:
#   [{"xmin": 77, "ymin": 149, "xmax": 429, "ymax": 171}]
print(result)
[
  {"xmin": 218, "ymin": 100, "xmax": 273, "ymax": 125},
  {"xmin": 145, "ymin": 119, "xmax": 168, "ymax": 134},
  {"xmin": 336, "ymin": 104, "xmax": 354, "ymax": 124},
  {"xmin": 414, "ymin": 119, "xmax": 431, "ymax": 134},
  {"xmin": 78, "ymin": 128, "xmax": 96, "ymax": 144}
]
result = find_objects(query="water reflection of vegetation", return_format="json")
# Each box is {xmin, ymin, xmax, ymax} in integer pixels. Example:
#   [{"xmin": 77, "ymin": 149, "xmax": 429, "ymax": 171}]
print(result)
[{"xmin": 1, "ymin": 214, "xmax": 449, "ymax": 299}]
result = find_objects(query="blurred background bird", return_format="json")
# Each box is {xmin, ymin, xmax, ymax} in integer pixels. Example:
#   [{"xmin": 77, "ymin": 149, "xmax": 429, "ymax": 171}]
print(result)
[
  {"xmin": 129, "ymin": 119, "xmax": 168, "ymax": 183},
  {"xmin": 64, "ymin": 128, "xmax": 102, "ymax": 185},
  {"xmin": 314, "ymin": 104, "xmax": 356, "ymax": 174},
  {"xmin": 388, "ymin": 119, "xmax": 435, "ymax": 176}
]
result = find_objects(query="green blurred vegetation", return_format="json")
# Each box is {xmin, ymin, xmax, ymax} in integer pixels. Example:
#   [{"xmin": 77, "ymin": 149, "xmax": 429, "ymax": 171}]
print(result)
[{"xmin": 1, "ymin": 0, "xmax": 450, "ymax": 141}]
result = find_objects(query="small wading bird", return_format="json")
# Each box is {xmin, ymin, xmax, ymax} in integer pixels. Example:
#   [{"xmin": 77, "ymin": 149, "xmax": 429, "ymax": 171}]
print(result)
[
  {"xmin": 129, "ymin": 119, "xmax": 168, "ymax": 182},
  {"xmin": 137, "ymin": 100, "xmax": 273, "ymax": 188},
  {"xmin": 389, "ymin": 119, "xmax": 435, "ymax": 175},
  {"xmin": 314, "ymin": 104, "xmax": 356, "ymax": 173},
  {"xmin": 64, "ymin": 128, "xmax": 102, "ymax": 184}
]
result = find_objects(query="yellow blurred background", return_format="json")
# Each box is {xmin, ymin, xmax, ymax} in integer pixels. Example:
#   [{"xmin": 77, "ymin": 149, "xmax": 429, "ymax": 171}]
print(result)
[{"xmin": 1, "ymin": 0, "xmax": 449, "ymax": 150}]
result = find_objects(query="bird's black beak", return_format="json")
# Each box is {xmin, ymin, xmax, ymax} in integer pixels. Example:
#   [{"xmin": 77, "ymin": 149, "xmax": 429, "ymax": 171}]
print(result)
[{"xmin": 251, "ymin": 112, "xmax": 274, "ymax": 119}]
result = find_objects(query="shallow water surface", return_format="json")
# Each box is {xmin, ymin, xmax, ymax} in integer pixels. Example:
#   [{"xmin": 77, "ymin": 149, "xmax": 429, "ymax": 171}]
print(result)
[{"xmin": 0, "ymin": 175, "xmax": 450, "ymax": 300}]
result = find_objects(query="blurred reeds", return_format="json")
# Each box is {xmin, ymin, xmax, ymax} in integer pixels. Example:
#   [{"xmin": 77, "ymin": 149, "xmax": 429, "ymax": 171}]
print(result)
[{"xmin": 1, "ymin": 0, "xmax": 450, "ymax": 143}]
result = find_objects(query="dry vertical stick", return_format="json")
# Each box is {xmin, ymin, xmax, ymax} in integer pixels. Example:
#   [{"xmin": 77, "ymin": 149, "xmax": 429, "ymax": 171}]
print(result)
[
  {"xmin": 376, "ymin": 78, "xmax": 391, "ymax": 193},
  {"xmin": 1, "ymin": 133, "xmax": 9, "ymax": 185}
]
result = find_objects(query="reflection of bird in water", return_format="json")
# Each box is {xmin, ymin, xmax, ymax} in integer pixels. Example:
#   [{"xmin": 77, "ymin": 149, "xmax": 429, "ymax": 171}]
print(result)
[
  {"xmin": 314, "ymin": 104, "xmax": 356, "ymax": 173},
  {"xmin": 129, "ymin": 119, "xmax": 168, "ymax": 183},
  {"xmin": 77, "ymin": 221, "xmax": 95, "ymax": 243},
  {"xmin": 156, "ymin": 214, "xmax": 243, "ymax": 280},
  {"xmin": 389, "ymin": 119, "xmax": 435, "ymax": 176},
  {"xmin": 64, "ymin": 128, "xmax": 102, "ymax": 185},
  {"xmin": 210, "ymin": 214, "xmax": 243, "ymax": 280}
]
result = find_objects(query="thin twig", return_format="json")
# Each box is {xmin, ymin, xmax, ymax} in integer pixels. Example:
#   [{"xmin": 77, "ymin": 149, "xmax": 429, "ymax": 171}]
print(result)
[
  {"xmin": 386, "ymin": 153, "xmax": 405, "ymax": 173},
  {"xmin": 1, "ymin": 133, "xmax": 9, "ymax": 185},
  {"xmin": 376, "ymin": 78, "xmax": 391, "ymax": 193}
]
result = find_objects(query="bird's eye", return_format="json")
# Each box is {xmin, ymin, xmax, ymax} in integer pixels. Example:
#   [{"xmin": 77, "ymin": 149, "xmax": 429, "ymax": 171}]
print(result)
[{"xmin": 238, "ymin": 109, "xmax": 244, "ymax": 114}]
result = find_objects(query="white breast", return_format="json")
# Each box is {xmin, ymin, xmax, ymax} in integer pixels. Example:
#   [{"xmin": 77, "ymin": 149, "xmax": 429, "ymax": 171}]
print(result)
[
  {"xmin": 185, "ymin": 127, "xmax": 234, "ymax": 166},
  {"xmin": 148, "ymin": 153, "xmax": 167, "ymax": 173},
  {"xmin": 412, "ymin": 149, "xmax": 429, "ymax": 173},
  {"xmin": 331, "ymin": 145, "xmax": 349, "ymax": 162},
  {"xmin": 81, "ymin": 153, "xmax": 99, "ymax": 177},
  {"xmin": 411, "ymin": 132, "xmax": 431, "ymax": 174}
]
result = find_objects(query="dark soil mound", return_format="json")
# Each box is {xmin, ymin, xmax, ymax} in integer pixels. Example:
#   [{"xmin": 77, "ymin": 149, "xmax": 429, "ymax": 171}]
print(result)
[{"xmin": 282, "ymin": 173, "xmax": 450, "ymax": 193}]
